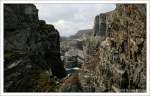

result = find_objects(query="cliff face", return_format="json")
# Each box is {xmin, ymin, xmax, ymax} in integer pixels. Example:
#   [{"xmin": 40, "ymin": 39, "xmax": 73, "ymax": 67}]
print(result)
[
  {"xmin": 62, "ymin": 4, "xmax": 146, "ymax": 92},
  {"xmin": 81, "ymin": 4, "xmax": 146, "ymax": 92},
  {"xmin": 94, "ymin": 14, "xmax": 107, "ymax": 36},
  {"xmin": 60, "ymin": 29, "xmax": 93, "ymax": 74},
  {"xmin": 4, "ymin": 4, "xmax": 66, "ymax": 92},
  {"xmin": 4, "ymin": 4, "xmax": 146, "ymax": 92}
]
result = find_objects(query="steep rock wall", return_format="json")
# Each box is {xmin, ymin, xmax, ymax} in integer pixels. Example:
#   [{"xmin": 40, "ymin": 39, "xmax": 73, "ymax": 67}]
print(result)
[
  {"xmin": 79, "ymin": 4, "xmax": 146, "ymax": 92},
  {"xmin": 4, "ymin": 4, "xmax": 66, "ymax": 92},
  {"xmin": 94, "ymin": 14, "xmax": 107, "ymax": 36},
  {"xmin": 62, "ymin": 4, "xmax": 146, "ymax": 92}
]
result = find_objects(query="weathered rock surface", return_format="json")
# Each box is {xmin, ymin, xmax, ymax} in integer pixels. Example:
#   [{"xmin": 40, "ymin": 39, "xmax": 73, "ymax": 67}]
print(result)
[
  {"xmin": 94, "ymin": 14, "xmax": 107, "ymax": 36},
  {"xmin": 4, "ymin": 4, "xmax": 66, "ymax": 92},
  {"xmin": 60, "ymin": 29, "xmax": 93, "ymax": 70},
  {"xmin": 62, "ymin": 4, "xmax": 146, "ymax": 92},
  {"xmin": 5, "ymin": 4, "xmax": 146, "ymax": 92}
]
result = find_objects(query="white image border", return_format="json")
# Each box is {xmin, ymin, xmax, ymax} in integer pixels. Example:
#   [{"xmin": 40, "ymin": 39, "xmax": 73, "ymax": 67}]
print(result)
[{"xmin": 0, "ymin": 0, "xmax": 149, "ymax": 96}]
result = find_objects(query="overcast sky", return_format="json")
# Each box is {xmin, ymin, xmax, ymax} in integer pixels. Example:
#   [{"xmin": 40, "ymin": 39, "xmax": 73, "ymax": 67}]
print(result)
[{"xmin": 35, "ymin": 4, "xmax": 116, "ymax": 37}]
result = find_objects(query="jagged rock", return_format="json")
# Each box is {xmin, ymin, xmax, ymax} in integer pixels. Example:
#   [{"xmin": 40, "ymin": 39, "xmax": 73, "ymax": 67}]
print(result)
[
  {"xmin": 4, "ymin": 4, "xmax": 66, "ymax": 92},
  {"xmin": 60, "ymin": 29, "xmax": 93, "ymax": 70},
  {"xmin": 70, "ymin": 29, "xmax": 93, "ymax": 39},
  {"xmin": 81, "ymin": 4, "xmax": 146, "ymax": 92},
  {"xmin": 93, "ymin": 14, "xmax": 107, "ymax": 36},
  {"xmin": 62, "ymin": 4, "xmax": 146, "ymax": 92}
]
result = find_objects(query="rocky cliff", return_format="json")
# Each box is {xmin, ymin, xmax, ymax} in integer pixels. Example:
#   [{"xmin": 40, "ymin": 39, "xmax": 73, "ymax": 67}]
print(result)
[
  {"xmin": 4, "ymin": 4, "xmax": 146, "ymax": 92},
  {"xmin": 4, "ymin": 4, "xmax": 66, "ymax": 92},
  {"xmin": 70, "ymin": 29, "xmax": 93, "ymax": 39},
  {"xmin": 62, "ymin": 4, "xmax": 146, "ymax": 92},
  {"xmin": 60, "ymin": 29, "xmax": 93, "ymax": 75}
]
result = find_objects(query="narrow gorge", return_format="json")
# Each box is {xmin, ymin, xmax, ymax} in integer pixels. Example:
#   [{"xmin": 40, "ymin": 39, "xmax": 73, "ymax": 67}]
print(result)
[{"xmin": 4, "ymin": 4, "xmax": 146, "ymax": 92}]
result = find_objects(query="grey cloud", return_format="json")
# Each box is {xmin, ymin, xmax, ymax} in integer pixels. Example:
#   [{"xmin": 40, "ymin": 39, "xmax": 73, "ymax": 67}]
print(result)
[{"xmin": 35, "ymin": 4, "xmax": 116, "ymax": 37}]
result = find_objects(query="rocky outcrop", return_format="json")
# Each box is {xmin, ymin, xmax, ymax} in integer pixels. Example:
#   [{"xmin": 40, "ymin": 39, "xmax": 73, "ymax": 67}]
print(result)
[
  {"xmin": 81, "ymin": 4, "xmax": 146, "ymax": 92},
  {"xmin": 62, "ymin": 4, "xmax": 146, "ymax": 92},
  {"xmin": 70, "ymin": 29, "xmax": 93, "ymax": 39},
  {"xmin": 4, "ymin": 4, "xmax": 66, "ymax": 92},
  {"xmin": 60, "ymin": 29, "xmax": 93, "ymax": 70},
  {"xmin": 94, "ymin": 14, "xmax": 107, "ymax": 36}
]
